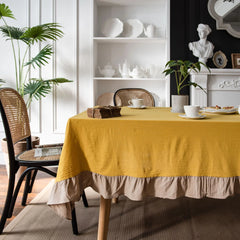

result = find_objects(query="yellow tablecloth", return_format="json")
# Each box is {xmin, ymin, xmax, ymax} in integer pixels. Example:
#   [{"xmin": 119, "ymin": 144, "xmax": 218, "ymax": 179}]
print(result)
[
  {"xmin": 57, "ymin": 107, "xmax": 240, "ymax": 181},
  {"xmin": 48, "ymin": 107, "xmax": 240, "ymax": 219}
]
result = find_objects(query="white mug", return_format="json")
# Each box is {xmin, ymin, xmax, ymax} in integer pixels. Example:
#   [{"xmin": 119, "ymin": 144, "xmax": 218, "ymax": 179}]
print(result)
[
  {"xmin": 128, "ymin": 98, "xmax": 144, "ymax": 108},
  {"xmin": 184, "ymin": 105, "xmax": 200, "ymax": 117}
]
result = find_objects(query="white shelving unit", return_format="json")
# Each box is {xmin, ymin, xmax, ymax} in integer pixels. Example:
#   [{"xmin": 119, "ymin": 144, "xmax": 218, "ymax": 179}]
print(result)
[{"xmin": 93, "ymin": 0, "xmax": 170, "ymax": 106}]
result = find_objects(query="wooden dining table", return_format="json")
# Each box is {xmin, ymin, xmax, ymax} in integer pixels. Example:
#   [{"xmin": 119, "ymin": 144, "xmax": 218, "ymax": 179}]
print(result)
[{"xmin": 48, "ymin": 107, "xmax": 240, "ymax": 240}]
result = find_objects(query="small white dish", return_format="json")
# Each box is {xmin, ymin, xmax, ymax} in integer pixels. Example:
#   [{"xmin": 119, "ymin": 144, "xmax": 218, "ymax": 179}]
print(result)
[
  {"xmin": 179, "ymin": 114, "xmax": 206, "ymax": 119},
  {"xmin": 202, "ymin": 108, "xmax": 237, "ymax": 114},
  {"xmin": 128, "ymin": 105, "xmax": 146, "ymax": 109},
  {"xmin": 124, "ymin": 19, "xmax": 143, "ymax": 38},
  {"xmin": 102, "ymin": 18, "xmax": 123, "ymax": 38}
]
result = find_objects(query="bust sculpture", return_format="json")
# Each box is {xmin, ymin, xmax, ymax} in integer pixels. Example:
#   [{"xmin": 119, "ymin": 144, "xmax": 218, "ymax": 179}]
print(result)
[{"xmin": 189, "ymin": 24, "xmax": 214, "ymax": 65}]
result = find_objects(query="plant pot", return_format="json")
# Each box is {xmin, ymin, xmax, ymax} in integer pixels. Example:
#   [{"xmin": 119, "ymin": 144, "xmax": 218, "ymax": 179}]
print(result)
[
  {"xmin": 1, "ymin": 136, "xmax": 40, "ymax": 180},
  {"xmin": 171, "ymin": 95, "xmax": 189, "ymax": 113}
]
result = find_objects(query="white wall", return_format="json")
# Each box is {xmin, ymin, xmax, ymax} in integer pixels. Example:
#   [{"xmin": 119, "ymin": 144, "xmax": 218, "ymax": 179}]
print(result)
[{"xmin": 0, "ymin": 0, "xmax": 93, "ymax": 164}]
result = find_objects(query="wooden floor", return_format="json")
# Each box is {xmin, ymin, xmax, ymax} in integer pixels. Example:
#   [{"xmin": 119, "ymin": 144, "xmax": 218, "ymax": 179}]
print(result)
[{"xmin": 0, "ymin": 165, "xmax": 53, "ymax": 227}]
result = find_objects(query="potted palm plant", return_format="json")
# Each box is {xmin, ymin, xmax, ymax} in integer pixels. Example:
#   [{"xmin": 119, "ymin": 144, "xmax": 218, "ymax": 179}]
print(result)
[
  {"xmin": 163, "ymin": 60, "xmax": 209, "ymax": 113},
  {"xmin": 0, "ymin": 3, "xmax": 71, "ymax": 107},
  {"xmin": 0, "ymin": 3, "xmax": 71, "ymax": 178}
]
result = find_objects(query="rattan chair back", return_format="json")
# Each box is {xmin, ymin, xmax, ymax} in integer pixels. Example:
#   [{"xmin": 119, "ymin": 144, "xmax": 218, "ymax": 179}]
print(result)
[
  {"xmin": 113, "ymin": 88, "xmax": 155, "ymax": 107},
  {"xmin": 0, "ymin": 88, "xmax": 31, "ymax": 145}
]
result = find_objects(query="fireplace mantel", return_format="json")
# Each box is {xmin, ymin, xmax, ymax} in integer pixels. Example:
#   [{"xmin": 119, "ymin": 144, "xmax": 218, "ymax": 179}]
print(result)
[{"xmin": 190, "ymin": 68, "xmax": 240, "ymax": 107}]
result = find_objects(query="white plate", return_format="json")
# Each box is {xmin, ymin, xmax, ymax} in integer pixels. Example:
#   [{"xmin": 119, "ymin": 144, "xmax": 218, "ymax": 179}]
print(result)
[
  {"xmin": 102, "ymin": 18, "xmax": 123, "ymax": 38},
  {"xmin": 202, "ymin": 108, "xmax": 237, "ymax": 114},
  {"xmin": 128, "ymin": 105, "xmax": 146, "ymax": 109},
  {"xmin": 124, "ymin": 19, "xmax": 143, "ymax": 38},
  {"xmin": 179, "ymin": 114, "xmax": 206, "ymax": 119}
]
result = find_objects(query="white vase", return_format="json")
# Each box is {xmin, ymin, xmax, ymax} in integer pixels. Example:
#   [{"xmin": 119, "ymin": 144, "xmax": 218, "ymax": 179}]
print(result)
[{"xmin": 171, "ymin": 95, "xmax": 189, "ymax": 113}]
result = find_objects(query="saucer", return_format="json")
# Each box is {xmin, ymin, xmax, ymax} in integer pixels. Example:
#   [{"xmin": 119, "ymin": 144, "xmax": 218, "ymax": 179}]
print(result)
[
  {"xmin": 179, "ymin": 114, "xmax": 206, "ymax": 119},
  {"xmin": 128, "ymin": 105, "xmax": 146, "ymax": 109}
]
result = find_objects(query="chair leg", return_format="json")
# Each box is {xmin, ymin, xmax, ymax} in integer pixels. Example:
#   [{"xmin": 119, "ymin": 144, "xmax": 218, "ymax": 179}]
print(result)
[
  {"xmin": 71, "ymin": 207, "xmax": 78, "ymax": 235},
  {"xmin": 0, "ymin": 173, "xmax": 15, "ymax": 234},
  {"xmin": 21, "ymin": 171, "xmax": 31, "ymax": 206},
  {"xmin": 70, "ymin": 190, "xmax": 88, "ymax": 235},
  {"xmin": 28, "ymin": 169, "xmax": 38, "ymax": 193},
  {"xmin": 8, "ymin": 168, "xmax": 32, "ymax": 218},
  {"xmin": 8, "ymin": 166, "xmax": 56, "ymax": 219},
  {"xmin": 82, "ymin": 190, "xmax": 89, "ymax": 208},
  {"xmin": 21, "ymin": 169, "xmax": 38, "ymax": 206}
]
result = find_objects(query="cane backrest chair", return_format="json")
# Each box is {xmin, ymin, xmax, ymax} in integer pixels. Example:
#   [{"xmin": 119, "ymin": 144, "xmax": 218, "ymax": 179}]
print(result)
[
  {"xmin": 113, "ymin": 88, "xmax": 155, "ymax": 107},
  {"xmin": 0, "ymin": 88, "xmax": 87, "ymax": 235}
]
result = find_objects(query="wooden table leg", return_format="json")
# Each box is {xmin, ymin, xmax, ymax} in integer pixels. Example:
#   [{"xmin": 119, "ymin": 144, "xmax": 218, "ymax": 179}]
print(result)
[
  {"xmin": 97, "ymin": 196, "xmax": 111, "ymax": 240},
  {"xmin": 112, "ymin": 197, "xmax": 118, "ymax": 204}
]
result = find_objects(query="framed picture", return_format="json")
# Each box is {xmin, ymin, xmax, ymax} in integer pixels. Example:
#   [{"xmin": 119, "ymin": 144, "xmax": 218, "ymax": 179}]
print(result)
[
  {"xmin": 212, "ymin": 51, "xmax": 228, "ymax": 68},
  {"xmin": 231, "ymin": 53, "xmax": 240, "ymax": 69}
]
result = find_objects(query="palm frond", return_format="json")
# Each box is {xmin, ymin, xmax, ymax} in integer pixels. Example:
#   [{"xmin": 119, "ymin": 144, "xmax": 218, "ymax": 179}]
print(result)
[
  {"xmin": 43, "ymin": 78, "xmax": 72, "ymax": 84},
  {"xmin": 0, "ymin": 26, "xmax": 30, "ymax": 43},
  {"xmin": 0, "ymin": 3, "xmax": 15, "ymax": 19},
  {"xmin": 0, "ymin": 78, "xmax": 5, "ymax": 86},
  {"xmin": 25, "ymin": 45, "xmax": 53, "ymax": 68},
  {"xmin": 24, "ymin": 80, "xmax": 52, "ymax": 101},
  {"xmin": 21, "ymin": 23, "xmax": 63, "ymax": 44},
  {"xmin": 24, "ymin": 78, "xmax": 72, "ymax": 101}
]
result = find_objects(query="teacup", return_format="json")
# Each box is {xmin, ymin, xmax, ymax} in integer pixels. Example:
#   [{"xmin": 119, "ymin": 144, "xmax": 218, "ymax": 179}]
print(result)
[
  {"xmin": 184, "ymin": 105, "xmax": 200, "ymax": 117},
  {"xmin": 128, "ymin": 98, "xmax": 144, "ymax": 108}
]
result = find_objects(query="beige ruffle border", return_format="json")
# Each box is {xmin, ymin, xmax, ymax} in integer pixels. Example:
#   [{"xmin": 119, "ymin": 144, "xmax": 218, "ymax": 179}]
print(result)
[{"xmin": 48, "ymin": 171, "xmax": 240, "ymax": 219}]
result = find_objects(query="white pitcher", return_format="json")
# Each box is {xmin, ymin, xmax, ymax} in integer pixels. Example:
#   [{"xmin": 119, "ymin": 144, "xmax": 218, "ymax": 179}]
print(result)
[{"xmin": 144, "ymin": 24, "xmax": 155, "ymax": 38}]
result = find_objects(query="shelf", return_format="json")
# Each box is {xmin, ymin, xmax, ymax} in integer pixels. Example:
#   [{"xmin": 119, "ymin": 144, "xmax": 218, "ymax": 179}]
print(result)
[
  {"xmin": 94, "ymin": 77, "xmax": 164, "ymax": 81},
  {"xmin": 93, "ymin": 37, "xmax": 166, "ymax": 44}
]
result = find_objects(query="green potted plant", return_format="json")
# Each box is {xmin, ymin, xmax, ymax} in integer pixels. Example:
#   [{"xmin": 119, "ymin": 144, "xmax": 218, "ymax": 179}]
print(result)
[
  {"xmin": 0, "ymin": 3, "xmax": 71, "ymax": 108},
  {"xmin": 163, "ymin": 60, "xmax": 209, "ymax": 113},
  {"xmin": 0, "ymin": 3, "xmax": 71, "ymax": 178}
]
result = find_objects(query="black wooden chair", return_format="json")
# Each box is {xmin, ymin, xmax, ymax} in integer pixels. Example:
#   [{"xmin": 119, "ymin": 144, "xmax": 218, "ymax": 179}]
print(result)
[
  {"xmin": 0, "ymin": 88, "xmax": 88, "ymax": 235},
  {"xmin": 113, "ymin": 88, "xmax": 155, "ymax": 107}
]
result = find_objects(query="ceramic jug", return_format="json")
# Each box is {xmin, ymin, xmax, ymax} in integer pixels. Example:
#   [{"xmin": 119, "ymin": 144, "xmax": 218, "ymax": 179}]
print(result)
[
  {"xmin": 119, "ymin": 60, "xmax": 130, "ymax": 78},
  {"xmin": 98, "ymin": 64, "xmax": 115, "ymax": 77},
  {"xmin": 144, "ymin": 24, "xmax": 155, "ymax": 38}
]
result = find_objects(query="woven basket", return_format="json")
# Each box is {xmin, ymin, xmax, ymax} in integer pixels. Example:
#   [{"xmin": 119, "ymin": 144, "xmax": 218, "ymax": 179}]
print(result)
[{"xmin": 1, "ymin": 136, "xmax": 40, "ymax": 179}]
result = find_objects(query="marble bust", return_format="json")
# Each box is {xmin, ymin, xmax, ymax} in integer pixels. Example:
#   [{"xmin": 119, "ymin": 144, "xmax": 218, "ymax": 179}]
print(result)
[{"xmin": 189, "ymin": 24, "xmax": 214, "ymax": 65}]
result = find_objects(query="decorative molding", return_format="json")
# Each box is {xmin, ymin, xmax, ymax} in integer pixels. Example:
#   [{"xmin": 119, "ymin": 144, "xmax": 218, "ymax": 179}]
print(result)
[{"xmin": 219, "ymin": 80, "xmax": 240, "ymax": 89}]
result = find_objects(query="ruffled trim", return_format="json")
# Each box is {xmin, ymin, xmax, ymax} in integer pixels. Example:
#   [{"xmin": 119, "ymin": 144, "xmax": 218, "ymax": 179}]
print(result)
[{"xmin": 48, "ymin": 171, "xmax": 240, "ymax": 219}]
